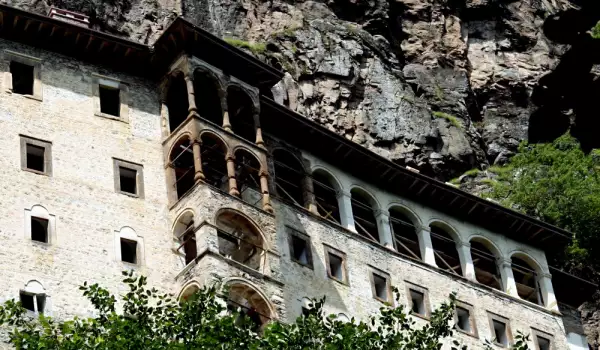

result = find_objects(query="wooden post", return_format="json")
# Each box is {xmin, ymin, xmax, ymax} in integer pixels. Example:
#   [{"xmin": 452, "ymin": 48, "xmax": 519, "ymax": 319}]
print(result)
[
  {"xmin": 184, "ymin": 75, "xmax": 197, "ymax": 114},
  {"xmin": 220, "ymin": 89, "xmax": 232, "ymax": 131},
  {"xmin": 260, "ymin": 169, "xmax": 273, "ymax": 213},
  {"xmin": 192, "ymin": 140, "xmax": 205, "ymax": 182},
  {"xmin": 226, "ymin": 154, "xmax": 240, "ymax": 196}
]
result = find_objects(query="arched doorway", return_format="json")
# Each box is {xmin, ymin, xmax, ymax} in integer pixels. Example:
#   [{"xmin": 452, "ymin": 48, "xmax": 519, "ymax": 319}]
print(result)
[
  {"xmin": 389, "ymin": 207, "xmax": 421, "ymax": 260},
  {"xmin": 470, "ymin": 238, "xmax": 502, "ymax": 291},
  {"xmin": 200, "ymin": 132, "xmax": 228, "ymax": 192},
  {"xmin": 312, "ymin": 169, "xmax": 341, "ymax": 224},
  {"xmin": 430, "ymin": 223, "xmax": 462, "ymax": 276},
  {"xmin": 169, "ymin": 136, "xmax": 195, "ymax": 199},
  {"xmin": 194, "ymin": 70, "xmax": 222, "ymax": 126},
  {"xmin": 350, "ymin": 188, "xmax": 379, "ymax": 243},
  {"xmin": 166, "ymin": 72, "xmax": 189, "ymax": 132},
  {"xmin": 227, "ymin": 86, "xmax": 256, "ymax": 143},
  {"xmin": 215, "ymin": 210, "xmax": 266, "ymax": 271},
  {"xmin": 273, "ymin": 149, "xmax": 306, "ymax": 207}
]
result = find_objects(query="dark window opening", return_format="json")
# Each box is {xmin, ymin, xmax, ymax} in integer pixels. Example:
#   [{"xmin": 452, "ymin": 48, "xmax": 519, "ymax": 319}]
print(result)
[
  {"xmin": 26, "ymin": 144, "xmax": 45, "ymax": 172},
  {"xmin": 183, "ymin": 224, "xmax": 197, "ymax": 265},
  {"xmin": 120, "ymin": 238, "xmax": 137, "ymax": 264},
  {"xmin": 409, "ymin": 289, "xmax": 426, "ymax": 316},
  {"xmin": 456, "ymin": 307, "xmax": 472, "ymax": 333},
  {"xmin": 167, "ymin": 74, "xmax": 189, "ymax": 132},
  {"xmin": 512, "ymin": 256, "xmax": 542, "ymax": 305},
  {"xmin": 313, "ymin": 171, "xmax": 340, "ymax": 224},
  {"xmin": 119, "ymin": 167, "xmax": 137, "ymax": 195},
  {"xmin": 194, "ymin": 72, "xmax": 222, "ymax": 126},
  {"xmin": 216, "ymin": 210, "xmax": 264, "ymax": 271},
  {"xmin": 301, "ymin": 306, "xmax": 310, "ymax": 317},
  {"xmin": 170, "ymin": 139, "xmax": 195, "ymax": 199},
  {"xmin": 201, "ymin": 134, "xmax": 228, "ymax": 191},
  {"xmin": 234, "ymin": 149, "xmax": 261, "ymax": 195},
  {"xmin": 471, "ymin": 240, "xmax": 501, "ymax": 290},
  {"xmin": 290, "ymin": 235, "xmax": 311, "ymax": 266},
  {"xmin": 493, "ymin": 319, "xmax": 509, "ymax": 346},
  {"xmin": 36, "ymin": 295, "xmax": 46, "ymax": 314},
  {"xmin": 430, "ymin": 225, "xmax": 462, "ymax": 276},
  {"xmin": 273, "ymin": 150, "xmax": 305, "ymax": 207},
  {"xmin": 350, "ymin": 189, "xmax": 379, "ymax": 242},
  {"xmin": 31, "ymin": 217, "xmax": 48, "ymax": 243},
  {"xmin": 10, "ymin": 61, "xmax": 34, "ymax": 95},
  {"xmin": 372, "ymin": 273, "xmax": 388, "ymax": 301},
  {"xmin": 536, "ymin": 336, "xmax": 551, "ymax": 350},
  {"xmin": 99, "ymin": 86, "xmax": 120, "ymax": 117},
  {"xmin": 227, "ymin": 86, "xmax": 256, "ymax": 142},
  {"xmin": 328, "ymin": 253, "xmax": 344, "ymax": 281},
  {"xmin": 19, "ymin": 293, "xmax": 35, "ymax": 312},
  {"xmin": 390, "ymin": 208, "xmax": 421, "ymax": 260}
]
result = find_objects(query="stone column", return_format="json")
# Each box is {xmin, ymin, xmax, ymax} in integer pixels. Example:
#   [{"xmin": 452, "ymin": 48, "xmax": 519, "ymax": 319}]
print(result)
[
  {"xmin": 259, "ymin": 169, "xmax": 274, "ymax": 213},
  {"xmin": 184, "ymin": 75, "xmax": 197, "ymax": 115},
  {"xmin": 219, "ymin": 89, "xmax": 232, "ymax": 131},
  {"xmin": 538, "ymin": 272, "xmax": 559, "ymax": 312},
  {"xmin": 160, "ymin": 100, "xmax": 170, "ymax": 137},
  {"xmin": 417, "ymin": 228, "xmax": 437, "ymax": 266},
  {"xmin": 226, "ymin": 153, "xmax": 240, "ymax": 197},
  {"xmin": 303, "ymin": 174, "xmax": 319, "ymax": 215},
  {"xmin": 337, "ymin": 191, "xmax": 356, "ymax": 232},
  {"xmin": 500, "ymin": 259, "xmax": 519, "ymax": 297},
  {"xmin": 253, "ymin": 111, "xmax": 266, "ymax": 148},
  {"xmin": 456, "ymin": 242, "xmax": 476, "ymax": 281},
  {"xmin": 192, "ymin": 139, "xmax": 205, "ymax": 182},
  {"xmin": 375, "ymin": 210, "xmax": 394, "ymax": 249}
]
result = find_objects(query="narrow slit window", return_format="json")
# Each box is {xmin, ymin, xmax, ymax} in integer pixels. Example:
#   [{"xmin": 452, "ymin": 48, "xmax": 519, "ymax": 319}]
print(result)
[
  {"xmin": 328, "ymin": 253, "xmax": 344, "ymax": 281},
  {"xmin": 290, "ymin": 234, "xmax": 311, "ymax": 267},
  {"xmin": 99, "ymin": 85, "xmax": 120, "ymax": 117},
  {"xmin": 10, "ymin": 61, "xmax": 34, "ymax": 95},
  {"xmin": 119, "ymin": 167, "xmax": 137, "ymax": 195},
  {"xmin": 410, "ymin": 289, "xmax": 426, "ymax": 316},
  {"xmin": 120, "ymin": 238, "xmax": 137, "ymax": 264},
  {"xmin": 493, "ymin": 319, "xmax": 509, "ymax": 346},
  {"xmin": 26, "ymin": 144, "xmax": 45, "ymax": 172},
  {"xmin": 372, "ymin": 273, "xmax": 389, "ymax": 301},
  {"xmin": 31, "ymin": 217, "xmax": 49, "ymax": 243}
]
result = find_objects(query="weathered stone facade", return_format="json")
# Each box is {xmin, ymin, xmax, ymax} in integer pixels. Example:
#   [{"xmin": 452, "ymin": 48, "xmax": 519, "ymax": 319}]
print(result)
[{"xmin": 0, "ymin": 8, "xmax": 592, "ymax": 350}]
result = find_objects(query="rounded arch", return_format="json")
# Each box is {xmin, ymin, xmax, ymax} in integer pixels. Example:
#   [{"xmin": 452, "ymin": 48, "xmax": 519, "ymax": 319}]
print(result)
[
  {"xmin": 350, "ymin": 186, "xmax": 380, "ymax": 242},
  {"xmin": 23, "ymin": 280, "xmax": 45, "ymax": 294},
  {"xmin": 166, "ymin": 71, "xmax": 189, "ymax": 132},
  {"xmin": 427, "ymin": 219, "xmax": 461, "ymax": 243},
  {"xmin": 428, "ymin": 219, "xmax": 462, "ymax": 276},
  {"xmin": 193, "ymin": 68, "xmax": 223, "ymax": 126},
  {"xmin": 227, "ymin": 85, "xmax": 256, "ymax": 142},
  {"xmin": 389, "ymin": 205, "xmax": 422, "ymax": 260},
  {"xmin": 233, "ymin": 148, "xmax": 262, "ymax": 195},
  {"xmin": 193, "ymin": 66, "xmax": 225, "ymax": 92},
  {"xmin": 311, "ymin": 166, "xmax": 342, "ymax": 193},
  {"xmin": 169, "ymin": 134, "xmax": 195, "ymax": 199},
  {"xmin": 222, "ymin": 277, "xmax": 278, "ymax": 324},
  {"xmin": 178, "ymin": 280, "xmax": 202, "ymax": 301},
  {"xmin": 469, "ymin": 235, "xmax": 503, "ymax": 258},
  {"xmin": 509, "ymin": 251, "xmax": 544, "ymax": 305},
  {"xmin": 171, "ymin": 208, "xmax": 196, "ymax": 237},
  {"xmin": 167, "ymin": 133, "xmax": 193, "ymax": 160},
  {"xmin": 388, "ymin": 204, "xmax": 421, "ymax": 227},
  {"xmin": 30, "ymin": 204, "xmax": 51, "ymax": 220},
  {"xmin": 508, "ymin": 250, "xmax": 543, "ymax": 272},
  {"xmin": 199, "ymin": 131, "xmax": 229, "ymax": 190},
  {"xmin": 469, "ymin": 236, "xmax": 502, "ymax": 291},
  {"xmin": 312, "ymin": 167, "xmax": 342, "ymax": 224},
  {"xmin": 118, "ymin": 226, "xmax": 137, "ymax": 240},
  {"xmin": 349, "ymin": 185, "xmax": 381, "ymax": 210},
  {"xmin": 273, "ymin": 149, "xmax": 307, "ymax": 207},
  {"xmin": 232, "ymin": 145, "xmax": 261, "ymax": 163},
  {"xmin": 199, "ymin": 130, "xmax": 229, "ymax": 152},
  {"xmin": 172, "ymin": 209, "xmax": 197, "ymax": 265},
  {"xmin": 214, "ymin": 208, "xmax": 269, "ymax": 249},
  {"xmin": 227, "ymin": 82, "xmax": 259, "ymax": 108}
]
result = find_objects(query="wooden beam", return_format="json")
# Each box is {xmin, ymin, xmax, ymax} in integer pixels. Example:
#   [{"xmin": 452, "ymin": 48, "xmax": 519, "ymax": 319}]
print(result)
[
  {"xmin": 75, "ymin": 33, "xmax": 82, "ymax": 45},
  {"xmin": 12, "ymin": 15, "xmax": 19, "ymax": 28},
  {"xmin": 448, "ymin": 195, "xmax": 460, "ymax": 206},
  {"xmin": 85, "ymin": 35, "xmax": 95, "ymax": 50},
  {"xmin": 407, "ymin": 178, "xmax": 420, "ymax": 191},
  {"xmin": 0, "ymin": 12, "xmax": 4, "ymax": 28},
  {"xmin": 97, "ymin": 41, "xmax": 109, "ymax": 53},
  {"xmin": 416, "ymin": 183, "xmax": 429, "ymax": 196},
  {"xmin": 49, "ymin": 25, "xmax": 58, "ymax": 37},
  {"xmin": 468, "ymin": 203, "xmax": 479, "ymax": 215},
  {"xmin": 168, "ymin": 33, "xmax": 177, "ymax": 48}
]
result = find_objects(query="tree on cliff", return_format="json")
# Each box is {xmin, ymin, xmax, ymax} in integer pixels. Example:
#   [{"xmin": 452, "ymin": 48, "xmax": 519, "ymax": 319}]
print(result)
[{"xmin": 0, "ymin": 271, "xmax": 531, "ymax": 349}]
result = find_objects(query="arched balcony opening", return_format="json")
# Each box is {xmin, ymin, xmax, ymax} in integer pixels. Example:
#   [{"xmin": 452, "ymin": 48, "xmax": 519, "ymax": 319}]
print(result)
[
  {"xmin": 312, "ymin": 170, "xmax": 340, "ymax": 224},
  {"xmin": 511, "ymin": 254, "xmax": 543, "ymax": 305},
  {"xmin": 234, "ymin": 149, "xmax": 262, "ymax": 204},
  {"xmin": 430, "ymin": 223, "xmax": 462, "ymax": 276},
  {"xmin": 227, "ymin": 282, "xmax": 274, "ymax": 330},
  {"xmin": 173, "ymin": 210, "xmax": 197, "ymax": 265},
  {"xmin": 227, "ymin": 86, "xmax": 256, "ymax": 143},
  {"xmin": 200, "ymin": 133, "xmax": 228, "ymax": 192},
  {"xmin": 179, "ymin": 283, "xmax": 200, "ymax": 302},
  {"xmin": 273, "ymin": 149, "xmax": 305, "ymax": 207},
  {"xmin": 169, "ymin": 136, "xmax": 195, "ymax": 199},
  {"xmin": 194, "ymin": 71, "xmax": 222, "ymax": 126},
  {"xmin": 216, "ymin": 210, "xmax": 266, "ymax": 271},
  {"xmin": 389, "ymin": 207, "xmax": 421, "ymax": 261},
  {"xmin": 470, "ymin": 238, "xmax": 502, "ymax": 291},
  {"xmin": 350, "ymin": 188, "xmax": 379, "ymax": 243},
  {"xmin": 166, "ymin": 73, "xmax": 189, "ymax": 132}
]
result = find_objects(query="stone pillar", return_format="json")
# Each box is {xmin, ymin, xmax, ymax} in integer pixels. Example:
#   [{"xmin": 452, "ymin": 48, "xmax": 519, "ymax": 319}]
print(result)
[
  {"xmin": 259, "ymin": 169, "xmax": 273, "ymax": 213},
  {"xmin": 456, "ymin": 242, "xmax": 476, "ymax": 281},
  {"xmin": 184, "ymin": 75, "xmax": 197, "ymax": 115},
  {"xmin": 303, "ymin": 174, "xmax": 319, "ymax": 215},
  {"xmin": 500, "ymin": 259, "xmax": 519, "ymax": 297},
  {"xmin": 417, "ymin": 228, "xmax": 437, "ymax": 266},
  {"xmin": 192, "ymin": 140, "xmax": 205, "ymax": 182},
  {"xmin": 338, "ymin": 191, "xmax": 356, "ymax": 232},
  {"xmin": 226, "ymin": 154, "xmax": 240, "ymax": 197},
  {"xmin": 375, "ymin": 210, "xmax": 394, "ymax": 249},
  {"xmin": 219, "ymin": 89, "xmax": 232, "ymax": 131},
  {"xmin": 160, "ymin": 100, "xmax": 170, "ymax": 137},
  {"xmin": 253, "ymin": 111, "xmax": 265, "ymax": 148},
  {"xmin": 539, "ymin": 272, "xmax": 559, "ymax": 312}
]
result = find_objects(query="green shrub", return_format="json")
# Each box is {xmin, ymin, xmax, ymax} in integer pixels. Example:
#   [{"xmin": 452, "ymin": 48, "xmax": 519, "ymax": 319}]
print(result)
[
  {"xmin": 224, "ymin": 38, "xmax": 267, "ymax": 54},
  {"xmin": 432, "ymin": 111, "xmax": 461, "ymax": 128}
]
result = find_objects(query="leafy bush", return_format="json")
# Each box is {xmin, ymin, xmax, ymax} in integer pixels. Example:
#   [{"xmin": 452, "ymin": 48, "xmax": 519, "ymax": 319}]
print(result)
[
  {"xmin": 433, "ymin": 111, "xmax": 462, "ymax": 128},
  {"xmin": 224, "ymin": 38, "xmax": 267, "ymax": 54}
]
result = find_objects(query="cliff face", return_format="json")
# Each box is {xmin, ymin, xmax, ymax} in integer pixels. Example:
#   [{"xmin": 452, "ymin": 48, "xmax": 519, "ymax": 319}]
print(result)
[{"xmin": 2, "ymin": 0, "xmax": 600, "ymax": 345}]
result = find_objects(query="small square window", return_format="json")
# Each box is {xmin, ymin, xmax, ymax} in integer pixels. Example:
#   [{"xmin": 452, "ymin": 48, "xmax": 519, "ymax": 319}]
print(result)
[
  {"xmin": 536, "ymin": 336, "xmax": 550, "ymax": 350},
  {"xmin": 328, "ymin": 253, "xmax": 343, "ymax": 280},
  {"xmin": 99, "ymin": 85, "xmax": 120, "ymax": 117},
  {"xmin": 410, "ymin": 289, "xmax": 426, "ymax": 315},
  {"xmin": 10, "ymin": 61, "xmax": 34, "ymax": 95},
  {"xmin": 19, "ymin": 292, "xmax": 34, "ymax": 312},
  {"xmin": 288, "ymin": 229, "xmax": 312, "ymax": 268},
  {"xmin": 493, "ymin": 319, "xmax": 509, "ymax": 346},
  {"xmin": 456, "ymin": 307, "xmax": 472, "ymax": 333},
  {"xmin": 31, "ymin": 217, "xmax": 48, "ymax": 243},
  {"xmin": 372, "ymin": 272, "xmax": 389, "ymax": 302},
  {"xmin": 120, "ymin": 238, "xmax": 137, "ymax": 264},
  {"xmin": 119, "ymin": 167, "xmax": 137, "ymax": 195},
  {"xmin": 532, "ymin": 329, "xmax": 553, "ymax": 350},
  {"xmin": 26, "ymin": 144, "xmax": 45, "ymax": 172}
]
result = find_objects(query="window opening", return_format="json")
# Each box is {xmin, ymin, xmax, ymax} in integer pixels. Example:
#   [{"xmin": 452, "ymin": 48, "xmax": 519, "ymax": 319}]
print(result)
[
  {"xmin": 170, "ymin": 138, "xmax": 195, "ymax": 199},
  {"xmin": 99, "ymin": 85, "xmax": 120, "ymax": 117},
  {"xmin": 227, "ymin": 283, "xmax": 273, "ymax": 329},
  {"xmin": 471, "ymin": 240, "xmax": 501, "ymax": 290},
  {"xmin": 409, "ymin": 289, "xmax": 426, "ymax": 316},
  {"xmin": 216, "ymin": 210, "xmax": 264, "ymax": 271},
  {"xmin": 31, "ymin": 217, "xmax": 48, "ymax": 243},
  {"xmin": 10, "ymin": 61, "xmax": 34, "ymax": 95},
  {"xmin": 120, "ymin": 238, "xmax": 137, "ymax": 264},
  {"xmin": 234, "ymin": 149, "xmax": 262, "ymax": 206},
  {"xmin": 389, "ymin": 208, "xmax": 421, "ymax": 260},
  {"xmin": 19, "ymin": 292, "xmax": 45, "ymax": 314},
  {"xmin": 119, "ymin": 167, "xmax": 137, "ymax": 195},
  {"xmin": 166, "ymin": 73, "xmax": 189, "ymax": 132},
  {"xmin": 301, "ymin": 306, "xmax": 310, "ymax": 317},
  {"xmin": 430, "ymin": 224, "xmax": 462, "ymax": 276},
  {"xmin": 350, "ymin": 189, "xmax": 379, "ymax": 242},
  {"xmin": 312, "ymin": 171, "xmax": 340, "ymax": 224},
  {"xmin": 193, "ymin": 71, "xmax": 222, "ymax": 126},
  {"xmin": 26, "ymin": 144, "xmax": 45, "ymax": 172},
  {"xmin": 372, "ymin": 273, "xmax": 389, "ymax": 301},
  {"xmin": 456, "ymin": 307, "xmax": 472, "ymax": 333},
  {"xmin": 511, "ymin": 256, "xmax": 542, "ymax": 305},
  {"xmin": 492, "ymin": 319, "xmax": 509, "ymax": 346},
  {"xmin": 273, "ymin": 150, "xmax": 305, "ymax": 207},
  {"xmin": 328, "ymin": 253, "xmax": 344, "ymax": 282},
  {"xmin": 290, "ymin": 234, "xmax": 311, "ymax": 267},
  {"xmin": 201, "ymin": 134, "xmax": 228, "ymax": 191},
  {"xmin": 20, "ymin": 293, "xmax": 34, "ymax": 312},
  {"xmin": 227, "ymin": 86, "xmax": 256, "ymax": 143},
  {"xmin": 536, "ymin": 335, "xmax": 551, "ymax": 350},
  {"xmin": 174, "ymin": 212, "xmax": 197, "ymax": 265}
]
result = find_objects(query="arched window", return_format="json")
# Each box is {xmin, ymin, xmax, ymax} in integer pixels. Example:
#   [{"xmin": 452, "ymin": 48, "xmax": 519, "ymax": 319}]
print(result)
[
  {"xmin": 169, "ymin": 136, "xmax": 195, "ymax": 199},
  {"xmin": 227, "ymin": 86, "xmax": 256, "ymax": 143},
  {"xmin": 350, "ymin": 188, "xmax": 379, "ymax": 242},
  {"xmin": 179, "ymin": 283, "xmax": 200, "ymax": 302},
  {"xmin": 20, "ymin": 280, "xmax": 48, "ymax": 315},
  {"xmin": 234, "ymin": 149, "xmax": 261, "ymax": 196},
  {"xmin": 216, "ymin": 210, "xmax": 265, "ymax": 270},
  {"xmin": 511, "ymin": 254, "xmax": 543, "ymax": 305},
  {"xmin": 173, "ymin": 210, "xmax": 197, "ymax": 265},
  {"xmin": 273, "ymin": 150, "xmax": 305, "ymax": 207},
  {"xmin": 470, "ymin": 238, "xmax": 502, "ymax": 291},
  {"xmin": 389, "ymin": 207, "xmax": 421, "ymax": 260},
  {"xmin": 194, "ymin": 70, "xmax": 222, "ymax": 126},
  {"xmin": 430, "ymin": 223, "xmax": 462, "ymax": 276},
  {"xmin": 166, "ymin": 73, "xmax": 189, "ymax": 132},
  {"xmin": 201, "ymin": 132, "xmax": 228, "ymax": 192},
  {"xmin": 312, "ymin": 170, "xmax": 341, "ymax": 224},
  {"xmin": 227, "ymin": 282, "xmax": 274, "ymax": 329}
]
